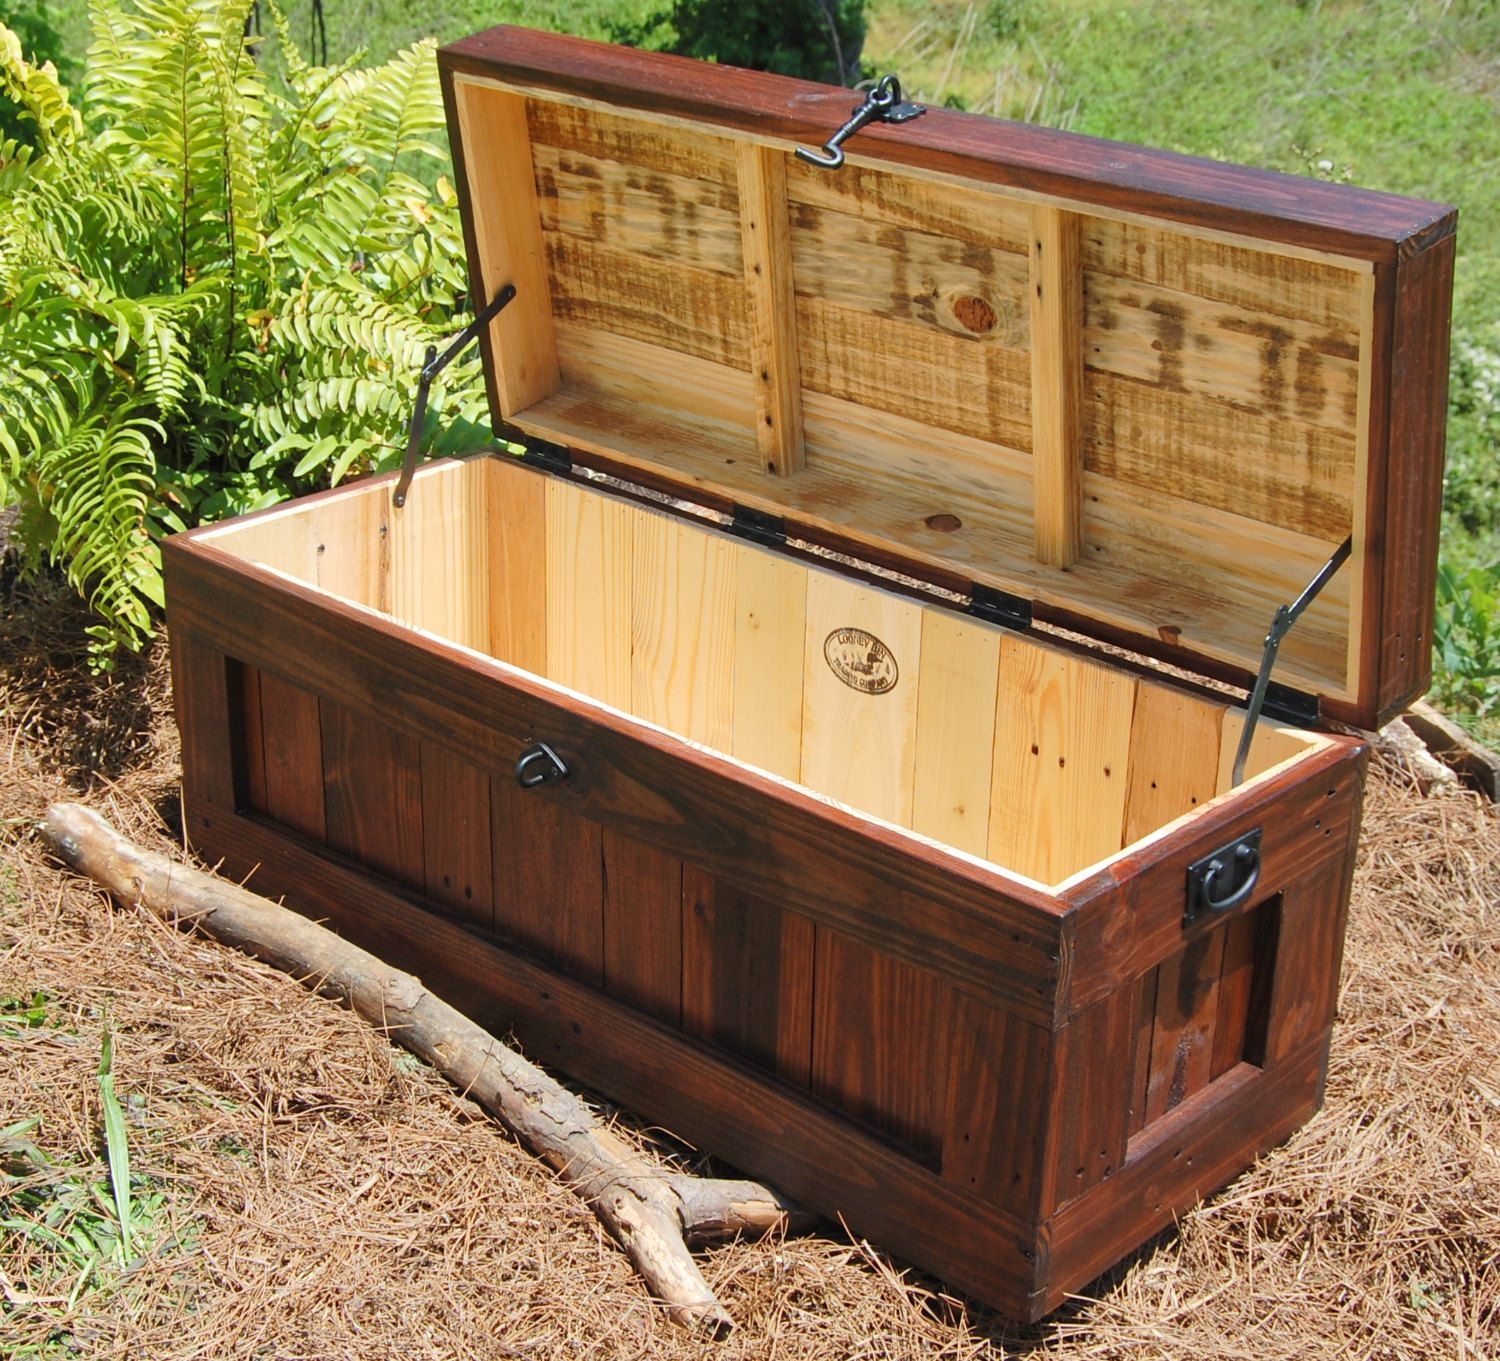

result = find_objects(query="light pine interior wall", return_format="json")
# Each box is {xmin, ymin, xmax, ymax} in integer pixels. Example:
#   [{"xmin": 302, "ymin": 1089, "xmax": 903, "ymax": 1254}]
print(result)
[{"xmin": 207, "ymin": 456, "xmax": 1322, "ymax": 886}]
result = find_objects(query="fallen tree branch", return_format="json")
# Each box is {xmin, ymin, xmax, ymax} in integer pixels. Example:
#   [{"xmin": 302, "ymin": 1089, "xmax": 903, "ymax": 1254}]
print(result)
[{"xmin": 38, "ymin": 802, "xmax": 810, "ymax": 1337}]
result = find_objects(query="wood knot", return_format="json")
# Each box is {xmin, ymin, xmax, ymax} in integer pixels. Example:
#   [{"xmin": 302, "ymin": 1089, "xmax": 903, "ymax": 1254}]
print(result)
[
  {"xmin": 952, "ymin": 295, "xmax": 997, "ymax": 334},
  {"xmin": 924, "ymin": 513, "xmax": 962, "ymax": 533}
]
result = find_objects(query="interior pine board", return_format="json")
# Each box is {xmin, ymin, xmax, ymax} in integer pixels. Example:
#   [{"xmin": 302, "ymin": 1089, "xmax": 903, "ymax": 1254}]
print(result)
[
  {"xmin": 203, "ymin": 457, "xmax": 1327, "ymax": 889},
  {"xmin": 447, "ymin": 77, "xmax": 1372, "ymax": 703}
]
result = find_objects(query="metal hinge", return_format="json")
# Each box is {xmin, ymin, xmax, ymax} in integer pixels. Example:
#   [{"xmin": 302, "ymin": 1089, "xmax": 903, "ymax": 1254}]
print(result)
[
  {"xmin": 968, "ymin": 583, "xmax": 1032, "ymax": 631},
  {"xmin": 1261, "ymin": 682, "xmax": 1320, "ymax": 729},
  {"xmin": 518, "ymin": 439, "xmax": 573, "ymax": 476},
  {"xmin": 729, "ymin": 505, "xmax": 787, "ymax": 548}
]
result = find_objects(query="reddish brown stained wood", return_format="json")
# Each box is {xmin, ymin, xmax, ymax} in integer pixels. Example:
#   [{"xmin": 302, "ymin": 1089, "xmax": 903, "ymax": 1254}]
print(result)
[
  {"xmin": 1142, "ymin": 929, "xmax": 1226, "ymax": 1125},
  {"xmin": 1060, "ymin": 739, "xmax": 1365, "ymax": 1015},
  {"xmin": 1262, "ymin": 843, "xmax": 1360, "ymax": 1068},
  {"xmin": 420, "ymin": 744, "xmax": 494, "ymax": 929},
  {"xmin": 1371, "ymin": 234, "xmax": 1455, "ymax": 725},
  {"xmin": 941, "ymin": 994, "xmax": 1051, "ymax": 1221},
  {"xmin": 163, "ymin": 539, "xmax": 1068, "ymax": 1023},
  {"xmin": 1209, "ymin": 906, "xmax": 1262, "ymax": 1080},
  {"xmin": 439, "ymin": 28, "xmax": 1454, "ymax": 262},
  {"xmin": 320, "ymin": 699, "xmax": 424, "ymax": 886},
  {"xmin": 1042, "ymin": 989, "xmax": 1135, "ymax": 1214},
  {"xmin": 602, "ymin": 828, "xmax": 684, "ymax": 1028},
  {"xmin": 681, "ymin": 866, "xmax": 813, "ymax": 1085},
  {"xmin": 490, "ymin": 772, "xmax": 604, "ymax": 986},
  {"xmin": 168, "ymin": 628, "xmax": 238, "ymax": 816},
  {"xmin": 235, "ymin": 663, "xmax": 267, "ymax": 813},
  {"xmin": 258, "ymin": 670, "xmax": 327, "ymax": 842},
  {"xmin": 189, "ymin": 807, "xmax": 1048, "ymax": 1319},
  {"xmin": 811, "ymin": 928, "xmax": 950, "ymax": 1163},
  {"xmin": 1127, "ymin": 967, "xmax": 1159, "ymax": 1136},
  {"xmin": 1045, "ymin": 1034, "xmax": 1326, "ymax": 1318}
]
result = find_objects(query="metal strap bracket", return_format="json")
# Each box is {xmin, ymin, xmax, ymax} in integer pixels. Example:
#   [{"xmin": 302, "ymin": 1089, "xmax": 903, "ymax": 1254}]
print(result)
[
  {"xmin": 393, "ymin": 282, "xmax": 517, "ymax": 509},
  {"xmin": 1231, "ymin": 535, "xmax": 1353, "ymax": 787}
]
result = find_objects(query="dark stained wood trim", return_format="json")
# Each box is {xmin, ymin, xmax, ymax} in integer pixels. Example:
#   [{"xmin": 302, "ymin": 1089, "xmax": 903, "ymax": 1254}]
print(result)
[
  {"xmin": 1061, "ymin": 739, "xmax": 1365, "ymax": 1013},
  {"xmin": 1370, "ymin": 234, "xmax": 1456, "ymax": 724},
  {"xmin": 1043, "ymin": 1035, "xmax": 1327, "ymax": 1315},
  {"xmin": 163, "ymin": 536, "xmax": 1069, "ymax": 1025},
  {"xmin": 438, "ymin": 27, "xmax": 1454, "ymax": 262},
  {"xmin": 170, "ymin": 628, "xmax": 238, "ymax": 817},
  {"xmin": 186, "ymin": 805, "xmax": 1053, "ymax": 1320}
]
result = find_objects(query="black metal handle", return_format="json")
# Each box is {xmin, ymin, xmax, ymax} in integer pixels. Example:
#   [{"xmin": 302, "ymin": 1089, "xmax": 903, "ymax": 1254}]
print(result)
[
  {"xmin": 1184, "ymin": 828, "xmax": 1263, "ymax": 927},
  {"xmin": 1200, "ymin": 845, "xmax": 1260, "ymax": 914},
  {"xmin": 514, "ymin": 741, "xmax": 569, "ymax": 789}
]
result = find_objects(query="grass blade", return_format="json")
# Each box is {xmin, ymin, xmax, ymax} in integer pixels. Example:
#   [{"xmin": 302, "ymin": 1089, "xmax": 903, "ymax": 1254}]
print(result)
[{"xmin": 96, "ymin": 1020, "xmax": 132, "ymax": 1261}]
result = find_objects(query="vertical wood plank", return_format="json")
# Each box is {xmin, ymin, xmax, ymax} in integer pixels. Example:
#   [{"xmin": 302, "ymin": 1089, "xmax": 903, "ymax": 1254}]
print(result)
[
  {"xmin": 912, "ymin": 611, "xmax": 1001, "ymax": 857},
  {"xmin": 602, "ymin": 828, "xmax": 684, "ymax": 1028},
  {"xmin": 681, "ymin": 865, "xmax": 813, "ymax": 1085},
  {"xmin": 388, "ymin": 461, "xmax": 489, "ymax": 651},
  {"xmin": 257, "ymin": 670, "xmax": 327, "ymax": 842},
  {"xmin": 1030, "ymin": 204, "xmax": 1084, "ymax": 566},
  {"xmin": 730, "ymin": 543, "xmax": 807, "ymax": 780},
  {"xmin": 800, "ymin": 572, "xmax": 923, "ymax": 827},
  {"xmin": 1122, "ymin": 683, "xmax": 1224, "ymax": 844},
  {"xmin": 320, "ymin": 701, "xmax": 424, "ymax": 886},
  {"xmin": 170, "ymin": 630, "xmax": 238, "ymax": 821},
  {"xmin": 483, "ymin": 457, "xmax": 550, "ymax": 673},
  {"xmin": 1127, "ymin": 967, "xmax": 1160, "ymax": 1136},
  {"xmin": 420, "ymin": 745, "xmax": 494, "ymax": 929},
  {"xmin": 545, "ymin": 479, "xmax": 633, "ymax": 708},
  {"xmin": 212, "ymin": 508, "xmax": 319, "ymax": 582},
  {"xmin": 1143, "ymin": 930, "xmax": 1228, "ymax": 1125},
  {"xmin": 1043, "ymin": 989, "xmax": 1136, "ymax": 1212},
  {"xmin": 452, "ymin": 81, "xmax": 562, "ymax": 414},
  {"xmin": 941, "ymin": 993, "xmax": 1051, "ymax": 1220},
  {"xmin": 811, "ymin": 927, "xmax": 950, "ymax": 1162},
  {"xmin": 988, "ymin": 639, "xmax": 1136, "ymax": 885},
  {"xmin": 1216, "ymin": 713, "xmax": 1315, "ymax": 793},
  {"xmin": 491, "ymin": 776, "xmax": 604, "ymax": 985},
  {"xmin": 1210, "ymin": 907, "xmax": 1262, "ymax": 1079},
  {"xmin": 237, "ymin": 664, "xmax": 267, "ymax": 814},
  {"xmin": 631, "ymin": 511, "xmax": 736, "ymax": 750},
  {"xmin": 737, "ymin": 143, "xmax": 805, "ymax": 477},
  {"xmin": 310, "ymin": 484, "xmax": 385, "ymax": 609}
]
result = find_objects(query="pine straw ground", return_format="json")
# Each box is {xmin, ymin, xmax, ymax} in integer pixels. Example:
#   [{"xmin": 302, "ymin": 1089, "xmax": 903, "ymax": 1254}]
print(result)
[{"xmin": 0, "ymin": 576, "xmax": 1497, "ymax": 1361}]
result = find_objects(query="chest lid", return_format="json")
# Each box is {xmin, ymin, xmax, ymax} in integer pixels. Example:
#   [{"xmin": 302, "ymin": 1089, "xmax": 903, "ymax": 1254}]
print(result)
[{"xmin": 437, "ymin": 25, "xmax": 1456, "ymax": 732}]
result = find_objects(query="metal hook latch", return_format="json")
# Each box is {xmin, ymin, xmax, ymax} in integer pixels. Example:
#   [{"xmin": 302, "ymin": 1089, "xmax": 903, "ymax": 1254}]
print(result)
[
  {"xmin": 393, "ymin": 282, "xmax": 517, "ymax": 509},
  {"xmin": 794, "ymin": 75, "xmax": 925, "ymax": 170}
]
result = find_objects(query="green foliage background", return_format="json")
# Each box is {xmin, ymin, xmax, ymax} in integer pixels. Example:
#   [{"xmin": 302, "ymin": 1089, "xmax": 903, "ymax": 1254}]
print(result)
[
  {"xmin": 0, "ymin": 0, "xmax": 488, "ymax": 663},
  {"xmin": 1, "ymin": 0, "xmax": 1497, "ymax": 738}
]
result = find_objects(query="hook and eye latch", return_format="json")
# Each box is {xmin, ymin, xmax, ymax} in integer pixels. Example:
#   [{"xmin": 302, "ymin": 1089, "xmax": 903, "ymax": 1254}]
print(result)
[{"xmin": 794, "ymin": 75, "xmax": 926, "ymax": 171}]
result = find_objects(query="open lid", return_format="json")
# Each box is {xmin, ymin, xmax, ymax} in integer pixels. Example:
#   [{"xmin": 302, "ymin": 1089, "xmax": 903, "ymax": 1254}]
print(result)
[{"xmin": 437, "ymin": 26, "xmax": 1456, "ymax": 731}]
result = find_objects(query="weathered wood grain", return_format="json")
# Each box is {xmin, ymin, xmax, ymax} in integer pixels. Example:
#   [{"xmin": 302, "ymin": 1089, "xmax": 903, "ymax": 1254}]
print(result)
[
  {"xmin": 449, "ymin": 78, "xmax": 561, "ymax": 415},
  {"xmin": 256, "ymin": 669, "xmax": 328, "ymax": 842},
  {"xmin": 533, "ymin": 141, "xmax": 743, "ymax": 276},
  {"xmin": 320, "ymin": 697, "xmax": 425, "ymax": 887},
  {"xmin": 420, "ymin": 744, "xmax": 494, "ymax": 928},
  {"xmin": 738, "ymin": 144, "xmax": 805, "ymax": 476},
  {"xmin": 1030, "ymin": 205, "xmax": 1085, "ymax": 566},
  {"xmin": 526, "ymin": 94, "xmax": 737, "ymax": 184}
]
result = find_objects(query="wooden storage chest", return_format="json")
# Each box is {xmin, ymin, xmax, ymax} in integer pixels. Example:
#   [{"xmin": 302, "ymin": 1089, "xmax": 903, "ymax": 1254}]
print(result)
[{"xmin": 163, "ymin": 27, "xmax": 1457, "ymax": 1319}]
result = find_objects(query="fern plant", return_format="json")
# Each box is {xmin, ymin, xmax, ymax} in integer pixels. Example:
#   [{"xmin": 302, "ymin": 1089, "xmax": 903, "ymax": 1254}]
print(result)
[{"xmin": 0, "ymin": 0, "xmax": 487, "ymax": 665}]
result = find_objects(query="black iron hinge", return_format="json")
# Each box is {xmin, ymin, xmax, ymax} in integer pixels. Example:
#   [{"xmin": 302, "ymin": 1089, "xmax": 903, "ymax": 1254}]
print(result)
[
  {"xmin": 968, "ymin": 583, "xmax": 1032, "ymax": 631},
  {"xmin": 729, "ymin": 505, "xmax": 787, "ymax": 548},
  {"xmin": 518, "ymin": 439, "xmax": 573, "ymax": 476},
  {"xmin": 1260, "ymin": 682, "xmax": 1320, "ymax": 729}
]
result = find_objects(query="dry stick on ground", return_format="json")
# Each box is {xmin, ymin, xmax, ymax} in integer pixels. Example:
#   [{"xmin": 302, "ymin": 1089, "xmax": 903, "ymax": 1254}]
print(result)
[{"xmin": 37, "ymin": 801, "xmax": 810, "ymax": 1338}]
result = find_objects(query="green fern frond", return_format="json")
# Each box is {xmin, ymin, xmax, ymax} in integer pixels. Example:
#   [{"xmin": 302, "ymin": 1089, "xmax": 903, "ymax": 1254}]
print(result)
[{"xmin": 0, "ymin": 22, "xmax": 82, "ymax": 150}]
